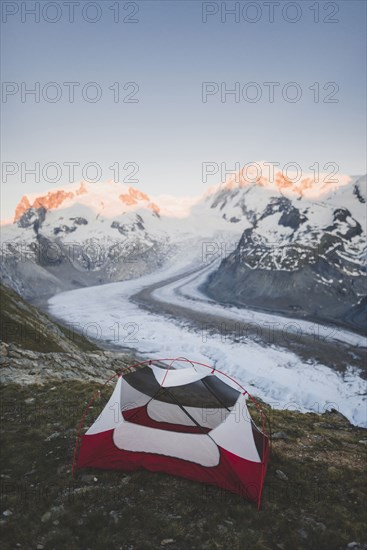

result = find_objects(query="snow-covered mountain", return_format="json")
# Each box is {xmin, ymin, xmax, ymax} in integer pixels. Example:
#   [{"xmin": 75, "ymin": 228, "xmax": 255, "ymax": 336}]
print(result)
[
  {"xmin": 1, "ymin": 181, "xmax": 171, "ymax": 299},
  {"xmin": 0, "ymin": 179, "xmax": 240, "ymax": 299},
  {"xmin": 203, "ymin": 174, "xmax": 366, "ymax": 332},
  {"xmin": 1, "ymin": 169, "xmax": 366, "ymax": 332}
]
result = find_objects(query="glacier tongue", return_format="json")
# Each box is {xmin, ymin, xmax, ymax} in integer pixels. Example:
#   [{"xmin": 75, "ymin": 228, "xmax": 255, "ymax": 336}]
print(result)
[{"xmin": 48, "ymin": 248, "xmax": 367, "ymax": 428}]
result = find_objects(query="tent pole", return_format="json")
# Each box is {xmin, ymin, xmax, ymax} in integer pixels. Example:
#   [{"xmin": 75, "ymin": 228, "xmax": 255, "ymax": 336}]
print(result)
[{"xmin": 164, "ymin": 388, "xmax": 211, "ymax": 437}]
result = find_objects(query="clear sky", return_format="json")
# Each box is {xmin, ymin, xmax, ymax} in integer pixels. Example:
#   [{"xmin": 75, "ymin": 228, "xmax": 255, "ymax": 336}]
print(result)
[{"xmin": 1, "ymin": 0, "xmax": 366, "ymax": 219}]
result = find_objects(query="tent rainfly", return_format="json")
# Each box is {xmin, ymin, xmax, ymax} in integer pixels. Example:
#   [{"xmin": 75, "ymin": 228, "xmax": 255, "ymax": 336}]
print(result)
[{"xmin": 73, "ymin": 358, "xmax": 270, "ymax": 508}]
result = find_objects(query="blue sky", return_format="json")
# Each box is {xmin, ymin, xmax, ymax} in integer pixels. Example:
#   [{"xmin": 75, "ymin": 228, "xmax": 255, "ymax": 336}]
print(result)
[{"xmin": 1, "ymin": 0, "xmax": 366, "ymax": 219}]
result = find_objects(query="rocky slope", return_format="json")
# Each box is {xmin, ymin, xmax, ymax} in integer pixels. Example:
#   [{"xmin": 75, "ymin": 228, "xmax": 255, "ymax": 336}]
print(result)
[
  {"xmin": 0, "ymin": 283, "xmax": 100, "ymax": 353},
  {"xmin": 0, "ymin": 280, "xmax": 134, "ymax": 382},
  {"xmin": 0, "ymin": 340, "xmax": 132, "ymax": 385}
]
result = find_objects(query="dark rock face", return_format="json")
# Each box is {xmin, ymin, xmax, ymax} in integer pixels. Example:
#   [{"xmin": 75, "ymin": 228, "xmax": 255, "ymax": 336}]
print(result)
[
  {"xmin": 222, "ymin": 213, "xmax": 240, "ymax": 223},
  {"xmin": 111, "ymin": 221, "xmax": 126, "ymax": 235},
  {"xmin": 111, "ymin": 215, "xmax": 145, "ymax": 234},
  {"xmin": 135, "ymin": 214, "xmax": 145, "ymax": 230},
  {"xmin": 17, "ymin": 207, "xmax": 46, "ymax": 232},
  {"xmin": 353, "ymin": 183, "xmax": 366, "ymax": 204},
  {"xmin": 333, "ymin": 208, "xmax": 352, "ymax": 223},
  {"xmin": 70, "ymin": 217, "xmax": 88, "ymax": 225},
  {"xmin": 325, "ymin": 209, "xmax": 363, "ymax": 241},
  {"xmin": 278, "ymin": 206, "xmax": 307, "ymax": 230},
  {"xmin": 53, "ymin": 225, "xmax": 77, "ymax": 235},
  {"xmin": 204, "ymin": 225, "xmax": 366, "ymax": 334},
  {"xmin": 259, "ymin": 198, "xmax": 308, "ymax": 230}
]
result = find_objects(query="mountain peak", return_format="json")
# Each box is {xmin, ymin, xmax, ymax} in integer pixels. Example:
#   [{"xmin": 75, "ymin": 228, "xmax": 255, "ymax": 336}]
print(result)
[
  {"xmin": 13, "ymin": 181, "xmax": 160, "ymax": 221},
  {"xmin": 14, "ymin": 182, "xmax": 88, "ymax": 222},
  {"xmin": 9, "ymin": 167, "xmax": 362, "ymax": 226},
  {"xmin": 220, "ymin": 163, "xmax": 352, "ymax": 198},
  {"xmin": 120, "ymin": 186, "xmax": 160, "ymax": 214}
]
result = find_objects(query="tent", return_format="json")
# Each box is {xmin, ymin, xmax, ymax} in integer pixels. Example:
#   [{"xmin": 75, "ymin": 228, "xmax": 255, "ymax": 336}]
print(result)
[{"xmin": 73, "ymin": 358, "xmax": 270, "ymax": 508}]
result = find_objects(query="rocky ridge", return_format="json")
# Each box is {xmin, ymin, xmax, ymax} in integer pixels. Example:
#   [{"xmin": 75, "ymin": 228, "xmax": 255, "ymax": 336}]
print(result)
[{"xmin": 0, "ymin": 341, "xmax": 133, "ymax": 386}]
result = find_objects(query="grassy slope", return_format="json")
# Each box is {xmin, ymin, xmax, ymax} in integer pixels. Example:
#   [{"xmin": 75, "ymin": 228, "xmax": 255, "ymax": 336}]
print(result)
[
  {"xmin": 0, "ymin": 283, "xmax": 99, "ymax": 353},
  {"xmin": 1, "ymin": 381, "xmax": 366, "ymax": 550}
]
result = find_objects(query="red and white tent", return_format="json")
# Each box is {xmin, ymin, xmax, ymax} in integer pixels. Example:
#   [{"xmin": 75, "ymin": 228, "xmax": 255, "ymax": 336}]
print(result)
[{"xmin": 74, "ymin": 358, "xmax": 270, "ymax": 508}]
